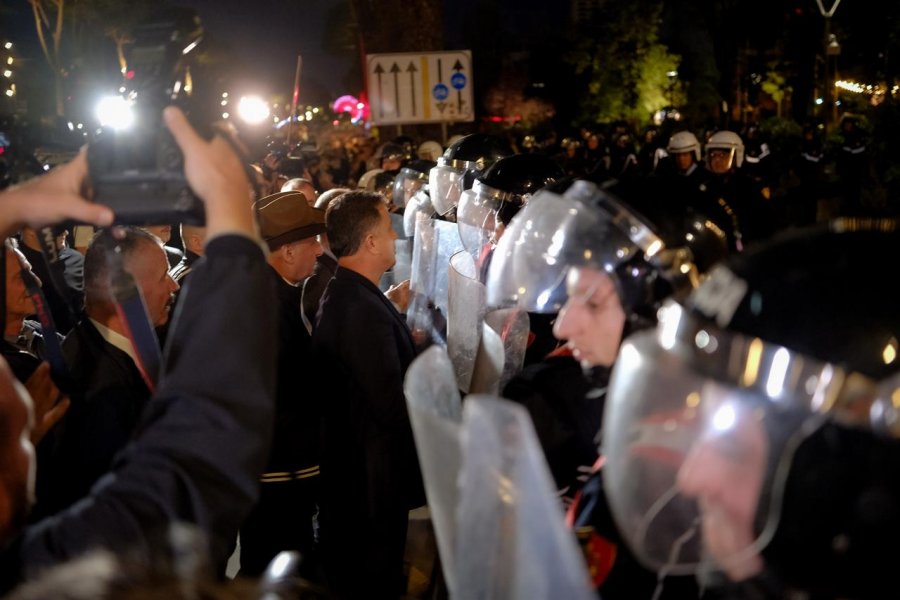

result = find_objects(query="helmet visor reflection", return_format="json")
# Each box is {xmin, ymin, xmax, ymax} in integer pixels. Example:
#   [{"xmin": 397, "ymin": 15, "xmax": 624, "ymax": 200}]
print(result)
[
  {"xmin": 429, "ymin": 164, "xmax": 465, "ymax": 216},
  {"xmin": 602, "ymin": 304, "xmax": 824, "ymax": 577}
]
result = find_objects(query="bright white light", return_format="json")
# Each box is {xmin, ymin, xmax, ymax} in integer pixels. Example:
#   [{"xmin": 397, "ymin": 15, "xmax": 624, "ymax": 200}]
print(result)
[
  {"xmin": 222, "ymin": 112, "xmax": 229, "ymax": 119},
  {"xmin": 237, "ymin": 95, "xmax": 270, "ymax": 125},
  {"xmin": 221, "ymin": 92, "xmax": 228, "ymax": 98},
  {"xmin": 765, "ymin": 347, "xmax": 791, "ymax": 398},
  {"xmin": 76, "ymin": 123, "xmax": 83, "ymax": 130},
  {"xmin": 6, "ymin": 57, "xmax": 12, "ymax": 65},
  {"xmin": 95, "ymin": 95, "xmax": 135, "ymax": 130},
  {"xmin": 5, "ymin": 89, "xmax": 14, "ymax": 97},
  {"xmin": 711, "ymin": 403, "xmax": 736, "ymax": 432},
  {"xmin": 3, "ymin": 42, "xmax": 11, "ymax": 50},
  {"xmin": 2, "ymin": 70, "xmax": 10, "ymax": 78},
  {"xmin": 815, "ymin": 97, "xmax": 824, "ymax": 105},
  {"xmin": 118, "ymin": 86, "xmax": 126, "ymax": 93},
  {"xmin": 67, "ymin": 121, "xmax": 74, "ymax": 131}
]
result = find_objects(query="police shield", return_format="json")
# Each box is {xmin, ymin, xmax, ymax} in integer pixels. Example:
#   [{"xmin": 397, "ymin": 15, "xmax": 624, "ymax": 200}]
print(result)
[
  {"xmin": 403, "ymin": 346, "xmax": 463, "ymax": 596},
  {"xmin": 407, "ymin": 213, "xmax": 464, "ymax": 345},
  {"xmin": 470, "ymin": 308, "xmax": 530, "ymax": 395},
  {"xmin": 447, "ymin": 250, "xmax": 487, "ymax": 393},
  {"xmin": 454, "ymin": 395, "xmax": 594, "ymax": 600},
  {"xmin": 379, "ymin": 212, "xmax": 412, "ymax": 292}
]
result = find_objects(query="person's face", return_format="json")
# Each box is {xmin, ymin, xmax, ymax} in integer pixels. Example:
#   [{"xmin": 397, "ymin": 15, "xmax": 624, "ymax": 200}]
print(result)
[
  {"xmin": 371, "ymin": 202, "xmax": 397, "ymax": 270},
  {"xmin": 587, "ymin": 135, "xmax": 600, "ymax": 150},
  {"xmin": 676, "ymin": 391, "xmax": 767, "ymax": 581},
  {"xmin": 707, "ymin": 148, "xmax": 736, "ymax": 175},
  {"xmin": 0, "ymin": 358, "xmax": 36, "ymax": 544},
  {"xmin": 143, "ymin": 225, "xmax": 172, "ymax": 244},
  {"xmin": 553, "ymin": 266, "xmax": 626, "ymax": 368},
  {"xmin": 382, "ymin": 157, "xmax": 402, "ymax": 171},
  {"xmin": 5, "ymin": 248, "xmax": 38, "ymax": 334},
  {"xmin": 290, "ymin": 236, "xmax": 323, "ymax": 282},
  {"xmin": 673, "ymin": 151, "xmax": 695, "ymax": 172},
  {"xmin": 126, "ymin": 240, "xmax": 179, "ymax": 327}
]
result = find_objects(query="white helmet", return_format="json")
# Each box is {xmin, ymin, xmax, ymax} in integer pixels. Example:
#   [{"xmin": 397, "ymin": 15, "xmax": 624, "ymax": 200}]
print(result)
[
  {"xmin": 417, "ymin": 140, "xmax": 443, "ymax": 162},
  {"xmin": 666, "ymin": 131, "xmax": 701, "ymax": 161},
  {"xmin": 705, "ymin": 130, "xmax": 744, "ymax": 169},
  {"xmin": 357, "ymin": 168, "xmax": 384, "ymax": 190}
]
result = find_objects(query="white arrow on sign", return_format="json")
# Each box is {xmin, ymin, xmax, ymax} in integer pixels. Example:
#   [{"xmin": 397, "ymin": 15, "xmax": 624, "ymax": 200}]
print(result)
[{"xmin": 367, "ymin": 50, "xmax": 474, "ymax": 125}]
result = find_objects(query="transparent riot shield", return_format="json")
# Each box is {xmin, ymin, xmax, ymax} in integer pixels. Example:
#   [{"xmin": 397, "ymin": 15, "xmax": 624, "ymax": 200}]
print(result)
[
  {"xmin": 403, "ymin": 346, "xmax": 463, "ymax": 597},
  {"xmin": 447, "ymin": 250, "xmax": 487, "ymax": 393},
  {"xmin": 380, "ymin": 212, "xmax": 412, "ymax": 292},
  {"xmin": 470, "ymin": 308, "xmax": 530, "ymax": 395},
  {"xmin": 454, "ymin": 395, "xmax": 594, "ymax": 600},
  {"xmin": 407, "ymin": 214, "xmax": 464, "ymax": 346}
]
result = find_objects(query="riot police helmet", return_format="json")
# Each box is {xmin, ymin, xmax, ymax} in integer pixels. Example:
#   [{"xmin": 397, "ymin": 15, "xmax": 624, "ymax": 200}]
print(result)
[
  {"xmin": 429, "ymin": 133, "xmax": 513, "ymax": 216},
  {"xmin": 601, "ymin": 219, "xmax": 900, "ymax": 595}
]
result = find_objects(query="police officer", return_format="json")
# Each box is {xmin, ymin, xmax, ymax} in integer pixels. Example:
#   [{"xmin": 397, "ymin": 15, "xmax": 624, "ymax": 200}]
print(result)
[
  {"xmin": 600, "ymin": 219, "xmax": 900, "ymax": 599},
  {"xmin": 428, "ymin": 133, "xmax": 512, "ymax": 219},
  {"xmin": 700, "ymin": 130, "xmax": 777, "ymax": 251},
  {"xmin": 486, "ymin": 179, "xmax": 729, "ymax": 599}
]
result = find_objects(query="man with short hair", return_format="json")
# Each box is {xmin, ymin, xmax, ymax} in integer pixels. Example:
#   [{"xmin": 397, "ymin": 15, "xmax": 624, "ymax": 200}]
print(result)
[
  {"xmin": 239, "ymin": 191, "xmax": 325, "ymax": 577},
  {"xmin": 142, "ymin": 224, "xmax": 184, "ymax": 269},
  {"xmin": 280, "ymin": 177, "xmax": 319, "ymax": 206},
  {"xmin": 313, "ymin": 190, "xmax": 424, "ymax": 599},
  {"xmin": 0, "ymin": 105, "xmax": 277, "ymax": 591},
  {"xmin": 300, "ymin": 188, "xmax": 348, "ymax": 331},
  {"xmin": 36, "ymin": 227, "xmax": 179, "ymax": 516}
]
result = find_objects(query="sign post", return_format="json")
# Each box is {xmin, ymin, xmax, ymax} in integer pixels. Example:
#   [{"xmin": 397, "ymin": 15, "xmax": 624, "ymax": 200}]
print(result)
[{"xmin": 366, "ymin": 51, "xmax": 474, "ymax": 126}]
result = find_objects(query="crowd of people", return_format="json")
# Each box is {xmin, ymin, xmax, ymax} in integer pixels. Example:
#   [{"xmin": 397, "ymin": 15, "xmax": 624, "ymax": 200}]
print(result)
[{"xmin": 0, "ymin": 100, "xmax": 897, "ymax": 600}]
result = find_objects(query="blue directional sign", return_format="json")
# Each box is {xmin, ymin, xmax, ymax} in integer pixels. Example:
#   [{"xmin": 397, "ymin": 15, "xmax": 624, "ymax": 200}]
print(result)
[
  {"xmin": 432, "ymin": 83, "xmax": 449, "ymax": 101},
  {"xmin": 367, "ymin": 51, "xmax": 474, "ymax": 124}
]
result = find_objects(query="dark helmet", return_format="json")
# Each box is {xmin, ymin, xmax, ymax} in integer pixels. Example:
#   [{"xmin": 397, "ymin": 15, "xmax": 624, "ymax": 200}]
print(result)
[
  {"xmin": 390, "ymin": 135, "xmax": 415, "ymax": 161},
  {"xmin": 391, "ymin": 159, "xmax": 436, "ymax": 209},
  {"xmin": 429, "ymin": 133, "xmax": 513, "ymax": 216},
  {"xmin": 486, "ymin": 179, "xmax": 728, "ymax": 322},
  {"xmin": 377, "ymin": 142, "xmax": 407, "ymax": 164},
  {"xmin": 457, "ymin": 154, "xmax": 564, "ymax": 257},
  {"xmin": 601, "ymin": 219, "xmax": 900, "ymax": 595}
]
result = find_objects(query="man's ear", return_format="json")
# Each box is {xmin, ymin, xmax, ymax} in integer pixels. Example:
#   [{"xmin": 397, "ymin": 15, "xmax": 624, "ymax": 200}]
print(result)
[{"xmin": 364, "ymin": 232, "xmax": 376, "ymax": 253}]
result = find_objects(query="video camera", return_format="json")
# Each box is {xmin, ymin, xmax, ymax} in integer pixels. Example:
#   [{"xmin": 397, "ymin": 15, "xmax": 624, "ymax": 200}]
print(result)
[{"xmin": 87, "ymin": 9, "xmax": 215, "ymax": 225}]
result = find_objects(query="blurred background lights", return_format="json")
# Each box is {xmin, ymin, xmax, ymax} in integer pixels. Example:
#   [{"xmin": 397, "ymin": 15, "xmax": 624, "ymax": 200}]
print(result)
[{"xmin": 237, "ymin": 95, "xmax": 270, "ymax": 124}]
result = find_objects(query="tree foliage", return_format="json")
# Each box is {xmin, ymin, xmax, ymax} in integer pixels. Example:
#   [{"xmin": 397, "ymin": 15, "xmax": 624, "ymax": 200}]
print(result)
[{"xmin": 567, "ymin": 0, "xmax": 680, "ymax": 128}]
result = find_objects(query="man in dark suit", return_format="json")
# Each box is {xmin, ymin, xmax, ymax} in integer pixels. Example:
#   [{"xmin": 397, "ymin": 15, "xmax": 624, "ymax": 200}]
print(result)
[
  {"xmin": 239, "ymin": 191, "xmax": 325, "ymax": 577},
  {"xmin": 0, "ymin": 105, "xmax": 277, "ymax": 591},
  {"xmin": 300, "ymin": 188, "xmax": 347, "ymax": 332},
  {"xmin": 313, "ymin": 190, "xmax": 424, "ymax": 599},
  {"xmin": 35, "ymin": 227, "xmax": 179, "ymax": 517}
]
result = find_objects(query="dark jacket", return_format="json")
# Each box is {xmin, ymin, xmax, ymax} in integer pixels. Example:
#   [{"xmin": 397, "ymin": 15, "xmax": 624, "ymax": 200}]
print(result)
[
  {"xmin": 312, "ymin": 266, "xmax": 424, "ymax": 597},
  {"xmin": 19, "ymin": 243, "xmax": 84, "ymax": 335},
  {"xmin": 267, "ymin": 267, "xmax": 320, "ymax": 473},
  {"xmin": 301, "ymin": 252, "xmax": 337, "ymax": 331},
  {"xmin": 0, "ymin": 235, "xmax": 277, "ymax": 590},
  {"xmin": 35, "ymin": 318, "xmax": 152, "ymax": 517}
]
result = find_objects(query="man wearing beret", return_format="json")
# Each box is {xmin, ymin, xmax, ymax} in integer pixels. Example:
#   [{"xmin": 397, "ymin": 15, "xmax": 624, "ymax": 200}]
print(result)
[{"xmin": 239, "ymin": 191, "xmax": 325, "ymax": 578}]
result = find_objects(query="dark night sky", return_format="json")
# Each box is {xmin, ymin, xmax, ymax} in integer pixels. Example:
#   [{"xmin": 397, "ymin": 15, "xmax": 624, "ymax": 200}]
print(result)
[{"xmin": 173, "ymin": 0, "xmax": 353, "ymax": 104}]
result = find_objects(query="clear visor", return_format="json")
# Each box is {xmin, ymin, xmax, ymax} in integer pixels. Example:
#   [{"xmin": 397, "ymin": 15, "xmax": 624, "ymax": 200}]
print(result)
[
  {"xmin": 457, "ymin": 183, "xmax": 505, "ymax": 259},
  {"xmin": 485, "ymin": 183, "xmax": 646, "ymax": 313},
  {"xmin": 430, "ymin": 164, "xmax": 465, "ymax": 216},
  {"xmin": 706, "ymin": 147, "xmax": 737, "ymax": 173},
  {"xmin": 601, "ymin": 302, "xmax": 851, "ymax": 578},
  {"xmin": 403, "ymin": 189, "xmax": 434, "ymax": 238},
  {"xmin": 392, "ymin": 169, "xmax": 428, "ymax": 209}
]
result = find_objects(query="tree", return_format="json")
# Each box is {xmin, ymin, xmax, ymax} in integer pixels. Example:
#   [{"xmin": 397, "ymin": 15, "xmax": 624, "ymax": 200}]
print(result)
[
  {"xmin": 69, "ymin": 0, "xmax": 159, "ymax": 77},
  {"xmin": 567, "ymin": 0, "xmax": 681, "ymax": 129},
  {"xmin": 28, "ymin": 0, "xmax": 66, "ymax": 116}
]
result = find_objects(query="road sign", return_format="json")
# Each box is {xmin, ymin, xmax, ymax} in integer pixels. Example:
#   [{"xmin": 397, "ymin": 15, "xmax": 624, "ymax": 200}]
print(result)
[{"xmin": 367, "ymin": 51, "xmax": 474, "ymax": 125}]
